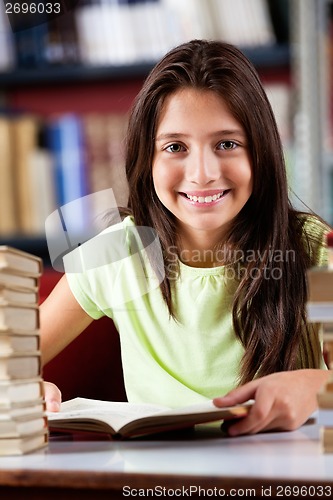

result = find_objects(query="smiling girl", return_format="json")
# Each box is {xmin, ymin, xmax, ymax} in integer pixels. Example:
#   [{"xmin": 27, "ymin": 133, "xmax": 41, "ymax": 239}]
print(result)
[{"xmin": 42, "ymin": 40, "xmax": 332, "ymax": 436}]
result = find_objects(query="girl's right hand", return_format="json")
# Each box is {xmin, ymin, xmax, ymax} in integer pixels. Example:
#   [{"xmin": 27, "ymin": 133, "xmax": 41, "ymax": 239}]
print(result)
[{"xmin": 43, "ymin": 381, "xmax": 62, "ymax": 412}]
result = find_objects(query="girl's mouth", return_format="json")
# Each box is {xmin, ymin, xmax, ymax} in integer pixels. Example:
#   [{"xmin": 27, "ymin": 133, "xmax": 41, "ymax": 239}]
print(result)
[{"xmin": 179, "ymin": 190, "xmax": 231, "ymax": 205}]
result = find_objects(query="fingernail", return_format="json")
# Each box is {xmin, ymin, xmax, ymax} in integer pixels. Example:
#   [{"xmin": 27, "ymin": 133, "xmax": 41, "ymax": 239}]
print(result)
[{"xmin": 48, "ymin": 400, "xmax": 60, "ymax": 412}]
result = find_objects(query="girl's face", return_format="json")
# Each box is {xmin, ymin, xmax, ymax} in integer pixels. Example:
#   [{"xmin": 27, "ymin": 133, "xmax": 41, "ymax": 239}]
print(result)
[{"xmin": 152, "ymin": 88, "xmax": 253, "ymax": 249}]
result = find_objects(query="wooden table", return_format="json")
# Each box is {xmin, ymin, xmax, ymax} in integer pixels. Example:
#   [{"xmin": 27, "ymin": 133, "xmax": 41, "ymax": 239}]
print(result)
[{"xmin": 0, "ymin": 420, "xmax": 332, "ymax": 499}]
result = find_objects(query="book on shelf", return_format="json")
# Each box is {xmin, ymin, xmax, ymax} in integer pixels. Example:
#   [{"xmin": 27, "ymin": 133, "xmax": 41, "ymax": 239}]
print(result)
[
  {"xmin": 12, "ymin": 114, "xmax": 50, "ymax": 235},
  {"xmin": 0, "ymin": 1, "xmax": 15, "ymax": 71},
  {"xmin": 0, "ymin": 116, "xmax": 17, "ymax": 236},
  {"xmin": 0, "ymin": 378, "xmax": 44, "ymax": 407},
  {"xmin": 27, "ymin": 147, "xmax": 57, "ymax": 236},
  {"xmin": 82, "ymin": 113, "xmax": 129, "ymax": 208},
  {"xmin": 46, "ymin": 113, "xmax": 89, "ymax": 229},
  {"xmin": 306, "ymin": 267, "xmax": 333, "ymax": 321},
  {"xmin": 0, "ymin": 112, "xmax": 56, "ymax": 237},
  {"xmin": 12, "ymin": 23, "xmax": 49, "ymax": 68},
  {"xmin": 75, "ymin": 0, "xmax": 172, "ymax": 66},
  {"xmin": 47, "ymin": 397, "xmax": 253, "ymax": 439},
  {"xmin": 46, "ymin": 11, "xmax": 80, "ymax": 65},
  {"xmin": 0, "ymin": 430, "xmax": 48, "ymax": 456},
  {"xmin": 0, "ymin": 0, "xmax": 286, "ymax": 71},
  {"xmin": 307, "ymin": 267, "xmax": 333, "ymax": 301},
  {"xmin": 209, "ymin": 0, "xmax": 276, "ymax": 48}
]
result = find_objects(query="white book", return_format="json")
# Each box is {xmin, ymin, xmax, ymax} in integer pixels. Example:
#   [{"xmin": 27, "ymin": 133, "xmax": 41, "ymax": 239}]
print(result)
[
  {"xmin": 48, "ymin": 397, "xmax": 253, "ymax": 439},
  {"xmin": 0, "ymin": 332, "xmax": 40, "ymax": 355},
  {"xmin": 317, "ymin": 408, "xmax": 333, "ymax": 427},
  {"xmin": 0, "ymin": 379, "xmax": 44, "ymax": 407},
  {"xmin": 0, "ymin": 353, "xmax": 41, "ymax": 381},
  {"xmin": 0, "ymin": 272, "xmax": 38, "ymax": 291},
  {"xmin": 0, "ymin": 304, "xmax": 39, "ymax": 332},
  {"xmin": 211, "ymin": 0, "xmax": 241, "ymax": 44},
  {"xmin": 163, "ymin": 0, "xmax": 215, "ymax": 43},
  {"xmin": 27, "ymin": 149, "xmax": 57, "ymax": 235},
  {"xmin": 0, "ymin": 246, "xmax": 42, "ymax": 276},
  {"xmin": 264, "ymin": 82, "xmax": 291, "ymax": 145},
  {"xmin": 75, "ymin": 0, "xmax": 105, "ymax": 65},
  {"xmin": 0, "ymin": 286, "xmax": 38, "ymax": 305},
  {"xmin": 234, "ymin": 0, "xmax": 253, "ymax": 46},
  {"xmin": 143, "ymin": 1, "xmax": 173, "ymax": 60},
  {"xmin": 251, "ymin": 0, "xmax": 276, "ymax": 46},
  {"xmin": 0, "ymin": 415, "xmax": 47, "ymax": 438},
  {"xmin": 0, "ymin": 430, "xmax": 48, "ymax": 456},
  {"xmin": 307, "ymin": 303, "xmax": 333, "ymax": 322}
]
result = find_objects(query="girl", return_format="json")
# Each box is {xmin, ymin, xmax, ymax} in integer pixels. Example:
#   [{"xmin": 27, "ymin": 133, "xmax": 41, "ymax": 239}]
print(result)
[{"xmin": 42, "ymin": 39, "xmax": 332, "ymax": 436}]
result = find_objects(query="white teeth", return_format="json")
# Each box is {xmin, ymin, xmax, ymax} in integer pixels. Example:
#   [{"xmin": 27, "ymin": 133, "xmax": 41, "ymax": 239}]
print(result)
[{"xmin": 185, "ymin": 192, "xmax": 224, "ymax": 203}]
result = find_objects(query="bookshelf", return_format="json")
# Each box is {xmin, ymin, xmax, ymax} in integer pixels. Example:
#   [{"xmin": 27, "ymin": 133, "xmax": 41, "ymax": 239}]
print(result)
[
  {"xmin": 0, "ymin": 0, "xmax": 310, "ymax": 264},
  {"xmin": 289, "ymin": 0, "xmax": 333, "ymax": 223},
  {"xmin": 0, "ymin": 44, "xmax": 290, "ymax": 88}
]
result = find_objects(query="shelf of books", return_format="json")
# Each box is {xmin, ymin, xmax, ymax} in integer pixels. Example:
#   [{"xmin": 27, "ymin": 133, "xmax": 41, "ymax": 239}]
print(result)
[
  {"xmin": 0, "ymin": 0, "xmax": 291, "ymax": 263},
  {"xmin": 0, "ymin": 44, "xmax": 290, "ymax": 88}
]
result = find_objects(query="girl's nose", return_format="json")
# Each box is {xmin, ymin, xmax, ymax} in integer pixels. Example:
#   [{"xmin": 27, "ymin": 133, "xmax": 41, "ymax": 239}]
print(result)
[{"xmin": 185, "ymin": 150, "xmax": 221, "ymax": 185}]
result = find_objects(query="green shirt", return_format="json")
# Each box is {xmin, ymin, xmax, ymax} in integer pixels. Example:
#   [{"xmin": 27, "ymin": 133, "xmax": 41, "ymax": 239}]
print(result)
[{"xmin": 64, "ymin": 215, "xmax": 328, "ymax": 408}]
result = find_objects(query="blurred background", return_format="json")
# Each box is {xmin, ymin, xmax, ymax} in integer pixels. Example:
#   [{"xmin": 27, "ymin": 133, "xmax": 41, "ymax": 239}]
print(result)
[{"xmin": 0, "ymin": 0, "xmax": 332, "ymax": 265}]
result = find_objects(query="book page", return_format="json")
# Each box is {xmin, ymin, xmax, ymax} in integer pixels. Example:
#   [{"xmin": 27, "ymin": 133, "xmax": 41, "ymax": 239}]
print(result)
[{"xmin": 47, "ymin": 398, "xmax": 169, "ymax": 433}]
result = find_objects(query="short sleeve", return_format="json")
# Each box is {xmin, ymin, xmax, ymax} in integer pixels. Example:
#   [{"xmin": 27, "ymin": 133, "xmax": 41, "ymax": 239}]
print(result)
[
  {"xmin": 302, "ymin": 215, "xmax": 330, "ymax": 267},
  {"xmin": 66, "ymin": 265, "xmax": 105, "ymax": 320}
]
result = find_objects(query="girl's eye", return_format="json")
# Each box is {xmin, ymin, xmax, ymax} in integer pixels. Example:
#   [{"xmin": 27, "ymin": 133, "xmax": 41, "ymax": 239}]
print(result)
[
  {"xmin": 165, "ymin": 143, "xmax": 185, "ymax": 153},
  {"xmin": 218, "ymin": 141, "xmax": 237, "ymax": 150}
]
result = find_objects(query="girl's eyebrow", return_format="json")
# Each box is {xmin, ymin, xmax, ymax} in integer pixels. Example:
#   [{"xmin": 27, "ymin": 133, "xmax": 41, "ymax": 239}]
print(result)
[
  {"xmin": 155, "ymin": 129, "xmax": 246, "ymax": 142},
  {"xmin": 155, "ymin": 133, "xmax": 189, "ymax": 142}
]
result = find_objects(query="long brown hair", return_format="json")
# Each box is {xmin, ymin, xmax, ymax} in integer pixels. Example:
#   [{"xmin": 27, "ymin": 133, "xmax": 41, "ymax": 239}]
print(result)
[{"xmin": 125, "ymin": 39, "xmax": 328, "ymax": 384}]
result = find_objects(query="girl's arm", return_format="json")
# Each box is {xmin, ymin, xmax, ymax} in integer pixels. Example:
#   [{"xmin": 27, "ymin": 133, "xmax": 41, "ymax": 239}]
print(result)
[
  {"xmin": 213, "ymin": 369, "xmax": 332, "ymax": 435},
  {"xmin": 40, "ymin": 274, "xmax": 94, "ymax": 410}
]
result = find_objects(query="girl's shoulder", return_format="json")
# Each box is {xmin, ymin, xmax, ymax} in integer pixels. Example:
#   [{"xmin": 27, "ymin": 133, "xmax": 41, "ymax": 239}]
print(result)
[{"xmin": 296, "ymin": 213, "xmax": 331, "ymax": 267}]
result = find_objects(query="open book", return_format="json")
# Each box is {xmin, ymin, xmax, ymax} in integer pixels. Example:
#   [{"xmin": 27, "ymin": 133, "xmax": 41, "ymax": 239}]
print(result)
[{"xmin": 47, "ymin": 397, "xmax": 253, "ymax": 439}]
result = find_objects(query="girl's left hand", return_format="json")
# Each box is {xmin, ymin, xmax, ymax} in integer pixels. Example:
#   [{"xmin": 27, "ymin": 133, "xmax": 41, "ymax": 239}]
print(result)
[
  {"xmin": 213, "ymin": 369, "xmax": 332, "ymax": 436},
  {"xmin": 43, "ymin": 381, "xmax": 62, "ymax": 412}
]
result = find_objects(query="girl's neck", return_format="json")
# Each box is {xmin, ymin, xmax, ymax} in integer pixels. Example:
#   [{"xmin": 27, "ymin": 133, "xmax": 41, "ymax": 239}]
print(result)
[{"xmin": 177, "ymin": 230, "xmax": 228, "ymax": 268}]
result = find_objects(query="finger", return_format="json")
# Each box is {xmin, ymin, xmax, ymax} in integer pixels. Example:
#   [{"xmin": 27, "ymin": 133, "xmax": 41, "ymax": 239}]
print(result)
[
  {"xmin": 226, "ymin": 410, "xmax": 272, "ymax": 436},
  {"xmin": 222, "ymin": 391, "xmax": 275, "ymax": 436},
  {"xmin": 43, "ymin": 381, "xmax": 62, "ymax": 412},
  {"xmin": 213, "ymin": 380, "xmax": 259, "ymax": 408}
]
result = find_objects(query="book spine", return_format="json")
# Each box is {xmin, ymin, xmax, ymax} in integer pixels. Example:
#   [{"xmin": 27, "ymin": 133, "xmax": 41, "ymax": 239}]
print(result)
[
  {"xmin": 46, "ymin": 113, "xmax": 89, "ymax": 236},
  {"xmin": 0, "ymin": 116, "xmax": 17, "ymax": 235}
]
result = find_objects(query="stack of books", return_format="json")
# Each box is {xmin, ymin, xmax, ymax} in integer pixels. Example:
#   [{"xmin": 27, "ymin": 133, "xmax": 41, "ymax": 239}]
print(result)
[
  {"xmin": 0, "ymin": 246, "xmax": 48, "ymax": 455},
  {"xmin": 317, "ymin": 371, "xmax": 333, "ymax": 454},
  {"xmin": 307, "ymin": 264, "xmax": 333, "ymax": 453}
]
